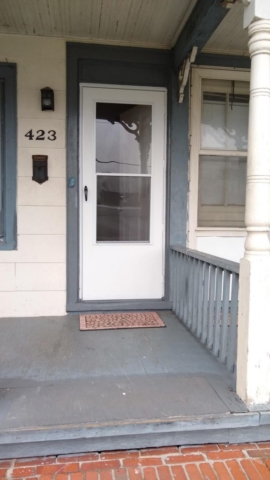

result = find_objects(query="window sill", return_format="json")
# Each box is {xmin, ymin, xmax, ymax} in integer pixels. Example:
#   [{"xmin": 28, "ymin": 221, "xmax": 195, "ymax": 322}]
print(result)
[{"xmin": 195, "ymin": 228, "xmax": 246, "ymax": 237}]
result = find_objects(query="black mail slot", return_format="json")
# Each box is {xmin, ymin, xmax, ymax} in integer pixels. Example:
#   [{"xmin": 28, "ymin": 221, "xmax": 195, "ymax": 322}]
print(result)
[{"xmin": 32, "ymin": 155, "xmax": 48, "ymax": 184}]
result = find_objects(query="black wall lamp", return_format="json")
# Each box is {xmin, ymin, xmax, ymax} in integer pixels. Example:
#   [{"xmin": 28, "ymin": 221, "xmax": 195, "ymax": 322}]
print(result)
[{"xmin": 41, "ymin": 87, "xmax": 54, "ymax": 111}]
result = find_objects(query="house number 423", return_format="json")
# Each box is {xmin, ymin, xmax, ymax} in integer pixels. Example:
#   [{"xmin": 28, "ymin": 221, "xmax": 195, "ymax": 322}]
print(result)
[{"xmin": 25, "ymin": 129, "xmax": 57, "ymax": 141}]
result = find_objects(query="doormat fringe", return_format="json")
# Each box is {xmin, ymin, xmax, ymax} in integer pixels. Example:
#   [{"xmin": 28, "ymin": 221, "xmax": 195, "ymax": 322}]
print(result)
[{"xmin": 80, "ymin": 312, "xmax": 165, "ymax": 331}]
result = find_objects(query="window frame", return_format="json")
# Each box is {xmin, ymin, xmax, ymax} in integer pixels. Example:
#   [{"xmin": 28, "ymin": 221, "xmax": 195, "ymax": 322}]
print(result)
[
  {"xmin": 188, "ymin": 67, "xmax": 250, "ymax": 248},
  {"xmin": 0, "ymin": 63, "xmax": 17, "ymax": 250}
]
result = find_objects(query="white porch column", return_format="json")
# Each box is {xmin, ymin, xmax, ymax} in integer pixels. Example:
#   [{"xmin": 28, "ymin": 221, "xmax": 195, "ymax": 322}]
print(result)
[{"xmin": 237, "ymin": 0, "xmax": 270, "ymax": 405}]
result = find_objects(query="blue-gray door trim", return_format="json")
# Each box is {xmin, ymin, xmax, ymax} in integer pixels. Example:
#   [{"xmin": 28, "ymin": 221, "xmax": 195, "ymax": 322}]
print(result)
[
  {"xmin": 66, "ymin": 43, "xmax": 189, "ymax": 312},
  {"xmin": 0, "ymin": 63, "xmax": 17, "ymax": 251}
]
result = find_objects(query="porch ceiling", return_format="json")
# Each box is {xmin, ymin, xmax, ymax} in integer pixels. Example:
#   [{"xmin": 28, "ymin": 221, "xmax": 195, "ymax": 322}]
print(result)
[
  {"xmin": 202, "ymin": 2, "xmax": 249, "ymax": 57},
  {"xmin": 0, "ymin": 0, "xmax": 197, "ymax": 49}
]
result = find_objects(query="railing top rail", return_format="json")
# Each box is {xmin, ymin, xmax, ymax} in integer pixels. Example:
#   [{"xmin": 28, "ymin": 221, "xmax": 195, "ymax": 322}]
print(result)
[{"xmin": 171, "ymin": 244, "xmax": 240, "ymax": 274}]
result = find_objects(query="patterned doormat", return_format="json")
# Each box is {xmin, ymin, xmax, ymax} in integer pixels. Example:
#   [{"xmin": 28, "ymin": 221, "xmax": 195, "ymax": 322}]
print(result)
[{"xmin": 80, "ymin": 312, "xmax": 165, "ymax": 331}]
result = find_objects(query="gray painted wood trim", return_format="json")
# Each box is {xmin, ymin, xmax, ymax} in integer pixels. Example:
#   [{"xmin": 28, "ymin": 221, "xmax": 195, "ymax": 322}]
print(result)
[
  {"xmin": 1, "ymin": 411, "xmax": 270, "ymax": 459},
  {"xmin": 69, "ymin": 42, "xmax": 172, "ymax": 66},
  {"xmin": 2, "ymin": 425, "xmax": 270, "ymax": 459},
  {"xmin": 67, "ymin": 300, "xmax": 172, "ymax": 312},
  {"xmin": 229, "ymin": 425, "xmax": 270, "ymax": 444},
  {"xmin": 0, "ymin": 63, "xmax": 17, "ymax": 250},
  {"xmin": 260, "ymin": 412, "xmax": 270, "ymax": 425},
  {"xmin": 0, "ymin": 412, "xmax": 259, "ymax": 444},
  {"xmin": 195, "ymin": 53, "xmax": 251, "ymax": 70},
  {"xmin": 66, "ymin": 43, "xmax": 188, "ymax": 312},
  {"xmin": 171, "ymin": 245, "xmax": 240, "ymax": 274},
  {"xmin": 173, "ymin": 0, "xmax": 229, "ymax": 70}
]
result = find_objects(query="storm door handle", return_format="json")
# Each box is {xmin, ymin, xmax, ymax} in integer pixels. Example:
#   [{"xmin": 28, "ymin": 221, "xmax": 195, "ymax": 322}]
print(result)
[{"xmin": 84, "ymin": 186, "xmax": 88, "ymax": 201}]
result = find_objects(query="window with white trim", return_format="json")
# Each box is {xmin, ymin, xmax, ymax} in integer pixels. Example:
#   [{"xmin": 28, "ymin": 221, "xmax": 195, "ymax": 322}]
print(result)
[
  {"xmin": 189, "ymin": 74, "xmax": 249, "ymax": 231},
  {"xmin": 198, "ymin": 79, "xmax": 249, "ymax": 228}
]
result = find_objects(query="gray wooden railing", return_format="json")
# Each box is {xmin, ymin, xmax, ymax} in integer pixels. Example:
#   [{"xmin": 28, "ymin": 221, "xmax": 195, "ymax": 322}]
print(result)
[{"xmin": 170, "ymin": 245, "xmax": 239, "ymax": 372}]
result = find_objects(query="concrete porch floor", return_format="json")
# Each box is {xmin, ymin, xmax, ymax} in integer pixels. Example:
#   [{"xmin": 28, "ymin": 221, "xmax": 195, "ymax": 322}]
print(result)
[{"xmin": 0, "ymin": 311, "xmax": 269, "ymax": 458}]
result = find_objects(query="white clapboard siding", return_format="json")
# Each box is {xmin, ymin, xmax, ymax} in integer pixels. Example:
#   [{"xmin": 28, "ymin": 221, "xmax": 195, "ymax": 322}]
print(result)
[
  {"xmin": 0, "ymin": 35, "xmax": 66, "ymax": 317},
  {"xmin": 0, "ymin": 0, "xmax": 197, "ymax": 49}
]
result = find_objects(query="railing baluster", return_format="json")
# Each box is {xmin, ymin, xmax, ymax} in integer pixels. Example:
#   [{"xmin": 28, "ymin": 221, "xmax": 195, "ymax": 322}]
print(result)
[
  {"xmin": 170, "ymin": 245, "xmax": 239, "ymax": 372},
  {"xmin": 202, "ymin": 263, "xmax": 210, "ymax": 344},
  {"xmin": 213, "ymin": 267, "xmax": 223, "ymax": 358},
  {"xmin": 195, "ymin": 261, "xmax": 204, "ymax": 339},
  {"xmin": 192, "ymin": 259, "xmax": 199, "ymax": 333},
  {"xmin": 227, "ymin": 273, "xmax": 239, "ymax": 372},
  {"xmin": 172, "ymin": 250, "xmax": 176, "ymax": 311},
  {"xmin": 179, "ymin": 253, "xmax": 184, "ymax": 320},
  {"xmin": 177, "ymin": 253, "xmax": 184, "ymax": 318},
  {"xmin": 175, "ymin": 252, "xmax": 180, "ymax": 318},
  {"xmin": 207, "ymin": 265, "xmax": 216, "ymax": 351},
  {"xmin": 220, "ymin": 270, "xmax": 230, "ymax": 364},
  {"xmin": 181, "ymin": 253, "xmax": 186, "ymax": 320},
  {"xmin": 183, "ymin": 254, "xmax": 188, "ymax": 325},
  {"xmin": 187, "ymin": 257, "xmax": 194, "ymax": 329}
]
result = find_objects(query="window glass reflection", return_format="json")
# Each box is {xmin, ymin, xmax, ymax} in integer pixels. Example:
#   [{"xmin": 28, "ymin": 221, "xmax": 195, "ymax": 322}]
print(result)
[
  {"xmin": 201, "ymin": 91, "xmax": 249, "ymax": 151},
  {"xmin": 198, "ymin": 155, "xmax": 247, "ymax": 228},
  {"xmin": 97, "ymin": 176, "xmax": 151, "ymax": 242},
  {"xmin": 96, "ymin": 103, "xmax": 152, "ymax": 174}
]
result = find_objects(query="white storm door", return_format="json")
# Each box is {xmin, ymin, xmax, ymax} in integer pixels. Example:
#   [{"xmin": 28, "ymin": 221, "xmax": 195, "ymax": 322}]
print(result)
[{"xmin": 80, "ymin": 85, "xmax": 166, "ymax": 301}]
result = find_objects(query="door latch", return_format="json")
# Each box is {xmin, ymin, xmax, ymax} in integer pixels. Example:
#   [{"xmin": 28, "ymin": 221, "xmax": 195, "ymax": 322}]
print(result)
[{"xmin": 84, "ymin": 186, "xmax": 88, "ymax": 201}]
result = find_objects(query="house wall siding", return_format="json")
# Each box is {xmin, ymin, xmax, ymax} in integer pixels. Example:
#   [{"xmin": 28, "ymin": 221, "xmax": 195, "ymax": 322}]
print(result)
[{"xmin": 0, "ymin": 34, "xmax": 66, "ymax": 317}]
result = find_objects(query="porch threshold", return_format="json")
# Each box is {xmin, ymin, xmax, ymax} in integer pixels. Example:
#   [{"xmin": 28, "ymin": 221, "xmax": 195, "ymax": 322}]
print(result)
[
  {"xmin": 0, "ymin": 311, "xmax": 269, "ymax": 458},
  {"xmin": 67, "ymin": 299, "xmax": 172, "ymax": 312}
]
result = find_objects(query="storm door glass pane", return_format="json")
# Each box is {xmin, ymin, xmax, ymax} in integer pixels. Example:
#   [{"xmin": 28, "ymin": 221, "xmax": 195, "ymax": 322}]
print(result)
[
  {"xmin": 0, "ymin": 81, "xmax": 3, "ymax": 238},
  {"xmin": 97, "ymin": 176, "xmax": 150, "ymax": 242},
  {"xmin": 96, "ymin": 103, "xmax": 152, "ymax": 174}
]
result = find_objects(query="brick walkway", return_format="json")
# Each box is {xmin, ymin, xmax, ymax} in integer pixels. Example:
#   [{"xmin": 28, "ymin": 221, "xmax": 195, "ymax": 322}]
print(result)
[{"xmin": 1, "ymin": 444, "xmax": 270, "ymax": 480}]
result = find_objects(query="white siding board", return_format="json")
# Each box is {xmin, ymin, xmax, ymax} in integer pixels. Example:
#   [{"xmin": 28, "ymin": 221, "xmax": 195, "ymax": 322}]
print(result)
[
  {"xmin": 0, "ymin": 235, "xmax": 66, "ymax": 263},
  {"xmin": 197, "ymin": 236, "xmax": 246, "ymax": 263},
  {"xmin": 0, "ymin": 235, "xmax": 66, "ymax": 264},
  {"xmin": 17, "ymin": 57, "xmax": 65, "ymax": 90},
  {"xmin": 0, "ymin": 292, "xmax": 16, "ymax": 317},
  {"xmin": 18, "ymin": 207, "xmax": 66, "ymax": 235},
  {"xmin": 0, "ymin": 36, "xmax": 65, "ymax": 60},
  {"xmin": 0, "ymin": 264, "xmax": 16, "ymax": 291},
  {"xmin": 16, "ymin": 263, "xmax": 66, "ymax": 291},
  {"xmin": 0, "ymin": 291, "xmax": 66, "ymax": 317},
  {"xmin": 18, "ymin": 177, "xmax": 66, "ymax": 206}
]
